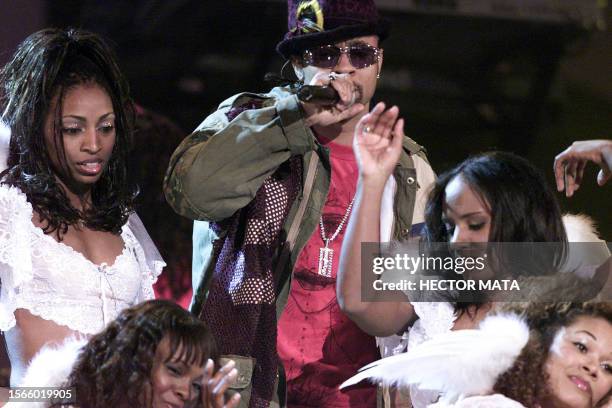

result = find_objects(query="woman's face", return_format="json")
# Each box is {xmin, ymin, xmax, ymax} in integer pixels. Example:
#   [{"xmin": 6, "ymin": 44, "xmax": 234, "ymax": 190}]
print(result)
[
  {"xmin": 149, "ymin": 337, "xmax": 206, "ymax": 408},
  {"xmin": 43, "ymin": 82, "xmax": 116, "ymax": 194},
  {"xmin": 544, "ymin": 316, "xmax": 612, "ymax": 408},
  {"xmin": 443, "ymin": 175, "xmax": 491, "ymax": 243}
]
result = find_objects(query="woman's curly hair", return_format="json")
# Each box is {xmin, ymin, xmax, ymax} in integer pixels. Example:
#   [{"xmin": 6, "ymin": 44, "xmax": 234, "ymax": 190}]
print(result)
[
  {"xmin": 60, "ymin": 300, "xmax": 217, "ymax": 408},
  {"xmin": 493, "ymin": 302, "xmax": 612, "ymax": 407},
  {"xmin": 0, "ymin": 28, "xmax": 137, "ymax": 237}
]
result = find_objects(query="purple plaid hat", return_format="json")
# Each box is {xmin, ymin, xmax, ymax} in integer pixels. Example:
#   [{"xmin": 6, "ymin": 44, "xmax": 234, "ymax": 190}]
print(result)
[{"xmin": 276, "ymin": 0, "xmax": 390, "ymax": 59}]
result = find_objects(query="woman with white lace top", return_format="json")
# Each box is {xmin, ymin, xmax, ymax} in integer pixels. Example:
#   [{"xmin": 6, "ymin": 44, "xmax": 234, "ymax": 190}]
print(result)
[
  {"xmin": 0, "ymin": 28, "xmax": 164, "ymax": 387},
  {"xmin": 337, "ymin": 106, "xmax": 574, "ymax": 406}
]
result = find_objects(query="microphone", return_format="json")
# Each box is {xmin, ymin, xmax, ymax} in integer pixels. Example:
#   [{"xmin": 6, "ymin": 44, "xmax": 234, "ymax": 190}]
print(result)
[{"xmin": 297, "ymin": 85, "xmax": 340, "ymax": 106}]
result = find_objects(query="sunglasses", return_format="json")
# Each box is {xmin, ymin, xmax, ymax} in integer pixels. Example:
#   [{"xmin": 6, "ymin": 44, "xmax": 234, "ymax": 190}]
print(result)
[{"xmin": 302, "ymin": 43, "xmax": 382, "ymax": 70}]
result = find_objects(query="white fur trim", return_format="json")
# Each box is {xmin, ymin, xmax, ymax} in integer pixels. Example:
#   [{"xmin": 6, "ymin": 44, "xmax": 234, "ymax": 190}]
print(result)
[
  {"xmin": 562, "ymin": 214, "xmax": 610, "ymax": 278},
  {"xmin": 563, "ymin": 213, "xmax": 604, "ymax": 242},
  {"xmin": 6, "ymin": 338, "xmax": 85, "ymax": 407},
  {"xmin": 13, "ymin": 337, "xmax": 86, "ymax": 408},
  {"xmin": 20, "ymin": 337, "xmax": 85, "ymax": 387}
]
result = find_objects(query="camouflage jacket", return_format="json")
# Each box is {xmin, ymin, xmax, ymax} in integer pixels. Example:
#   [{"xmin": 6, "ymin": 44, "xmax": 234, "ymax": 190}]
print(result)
[{"xmin": 163, "ymin": 87, "xmax": 433, "ymax": 407}]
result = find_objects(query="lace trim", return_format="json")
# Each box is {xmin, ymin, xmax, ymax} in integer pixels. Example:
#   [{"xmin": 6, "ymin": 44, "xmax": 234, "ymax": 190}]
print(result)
[
  {"xmin": 121, "ymin": 223, "xmax": 164, "ymax": 302},
  {"xmin": 411, "ymin": 302, "xmax": 457, "ymax": 343},
  {"xmin": 406, "ymin": 302, "xmax": 457, "ymax": 408},
  {"xmin": 13, "ymin": 299, "xmax": 132, "ymax": 335},
  {"xmin": 0, "ymin": 185, "xmax": 37, "ymax": 330},
  {"xmin": 30, "ymin": 220, "xmax": 131, "ymax": 269},
  {"xmin": 0, "ymin": 185, "xmax": 162, "ymax": 332}
]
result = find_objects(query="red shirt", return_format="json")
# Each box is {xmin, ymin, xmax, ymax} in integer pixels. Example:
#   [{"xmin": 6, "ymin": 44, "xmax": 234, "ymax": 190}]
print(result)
[{"xmin": 277, "ymin": 138, "xmax": 379, "ymax": 407}]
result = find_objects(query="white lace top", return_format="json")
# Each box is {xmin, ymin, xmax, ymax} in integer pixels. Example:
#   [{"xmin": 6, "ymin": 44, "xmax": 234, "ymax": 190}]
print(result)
[
  {"xmin": 378, "ymin": 302, "xmax": 457, "ymax": 408},
  {"xmin": 0, "ymin": 184, "xmax": 165, "ymax": 335},
  {"xmin": 408, "ymin": 302, "xmax": 457, "ymax": 408}
]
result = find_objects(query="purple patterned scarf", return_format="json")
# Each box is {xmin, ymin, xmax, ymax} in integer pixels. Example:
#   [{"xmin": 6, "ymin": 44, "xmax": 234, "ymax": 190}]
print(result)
[{"xmin": 201, "ymin": 156, "xmax": 302, "ymax": 408}]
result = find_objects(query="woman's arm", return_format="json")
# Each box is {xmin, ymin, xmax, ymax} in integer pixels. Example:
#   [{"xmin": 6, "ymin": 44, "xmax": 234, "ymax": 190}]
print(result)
[
  {"xmin": 337, "ymin": 103, "xmax": 416, "ymax": 337},
  {"xmin": 4, "ymin": 309, "xmax": 78, "ymax": 385}
]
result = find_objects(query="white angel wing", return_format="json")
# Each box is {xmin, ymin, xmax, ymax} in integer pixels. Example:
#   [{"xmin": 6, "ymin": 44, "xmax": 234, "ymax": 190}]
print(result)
[{"xmin": 341, "ymin": 313, "xmax": 529, "ymax": 404}]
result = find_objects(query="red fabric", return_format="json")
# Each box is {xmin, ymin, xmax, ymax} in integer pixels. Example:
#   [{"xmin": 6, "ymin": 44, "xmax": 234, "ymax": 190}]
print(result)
[
  {"xmin": 153, "ymin": 281, "xmax": 192, "ymax": 309},
  {"xmin": 277, "ymin": 139, "xmax": 379, "ymax": 408}
]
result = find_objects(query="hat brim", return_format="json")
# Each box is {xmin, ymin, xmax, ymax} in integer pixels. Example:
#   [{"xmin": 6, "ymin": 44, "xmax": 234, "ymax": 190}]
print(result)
[{"xmin": 276, "ymin": 20, "xmax": 389, "ymax": 59}]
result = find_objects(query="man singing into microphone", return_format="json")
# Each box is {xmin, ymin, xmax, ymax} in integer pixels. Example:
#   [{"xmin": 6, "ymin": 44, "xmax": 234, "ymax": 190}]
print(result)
[{"xmin": 164, "ymin": 1, "xmax": 435, "ymax": 406}]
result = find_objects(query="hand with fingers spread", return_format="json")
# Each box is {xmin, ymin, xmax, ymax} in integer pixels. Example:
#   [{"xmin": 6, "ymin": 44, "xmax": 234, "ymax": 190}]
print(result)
[
  {"xmin": 553, "ymin": 139, "xmax": 612, "ymax": 197},
  {"xmin": 353, "ymin": 102, "xmax": 404, "ymax": 186},
  {"xmin": 200, "ymin": 359, "xmax": 241, "ymax": 408},
  {"xmin": 301, "ymin": 71, "xmax": 365, "ymax": 128}
]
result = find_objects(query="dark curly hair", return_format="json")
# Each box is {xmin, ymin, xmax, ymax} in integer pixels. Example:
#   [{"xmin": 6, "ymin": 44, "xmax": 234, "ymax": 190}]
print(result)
[
  {"xmin": 422, "ymin": 152, "xmax": 568, "ymax": 314},
  {"xmin": 59, "ymin": 299, "xmax": 217, "ymax": 408},
  {"xmin": 0, "ymin": 28, "xmax": 137, "ymax": 237},
  {"xmin": 494, "ymin": 302, "xmax": 612, "ymax": 407}
]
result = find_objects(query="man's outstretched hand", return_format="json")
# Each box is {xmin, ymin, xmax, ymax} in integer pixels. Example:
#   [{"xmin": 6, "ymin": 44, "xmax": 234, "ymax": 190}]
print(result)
[{"xmin": 554, "ymin": 139, "xmax": 612, "ymax": 197}]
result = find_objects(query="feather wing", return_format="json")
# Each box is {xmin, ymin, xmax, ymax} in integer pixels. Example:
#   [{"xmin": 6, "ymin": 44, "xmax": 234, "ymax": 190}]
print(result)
[{"xmin": 341, "ymin": 313, "xmax": 529, "ymax": 403}]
